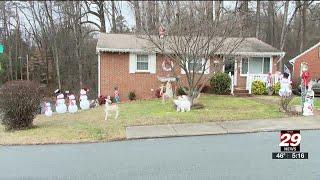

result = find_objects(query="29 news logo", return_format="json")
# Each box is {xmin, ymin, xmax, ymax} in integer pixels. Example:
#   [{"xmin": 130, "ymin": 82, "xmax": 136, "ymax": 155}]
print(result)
[
  {"xmin": 272, "ymin": 130, "xmax": 308, "ymax": 159},
  {"xmin": 279, "ymin": 130, "xmax": 301, "ymax": 152}
]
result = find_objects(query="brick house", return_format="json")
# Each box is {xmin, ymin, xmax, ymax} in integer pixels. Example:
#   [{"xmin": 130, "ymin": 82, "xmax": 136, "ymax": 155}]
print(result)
[
  {"xmin": 96, "ymin": 33, "xmax": 285, "ymax": 100},
  {"xmin": 289, "ymin": 42, "xmax": 320, "ymax": 81}
]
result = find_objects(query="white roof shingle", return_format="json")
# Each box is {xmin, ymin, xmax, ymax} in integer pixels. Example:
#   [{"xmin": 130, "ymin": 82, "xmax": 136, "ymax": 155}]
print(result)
[{"xmin": 96, "ymin": 33, "xmax": 285, "ymax": 56}]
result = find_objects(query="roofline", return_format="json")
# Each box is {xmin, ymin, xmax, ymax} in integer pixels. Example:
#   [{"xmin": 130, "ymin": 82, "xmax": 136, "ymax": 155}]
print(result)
[
  {"xmin": 289, "ymin": 41, "xmax": 320, "ymax": 64},
  {"xmin": 97, "ymin": 48, "xmax": 285, "ymax": 57},
  {"xmin": 230, "ymin": 52, "xmax": 285, "ymax": 57}
]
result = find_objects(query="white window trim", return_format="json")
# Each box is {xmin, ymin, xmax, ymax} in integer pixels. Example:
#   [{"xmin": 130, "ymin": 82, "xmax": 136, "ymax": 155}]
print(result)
[
  {"xmin": 129, "ymin": 53, "xmax": 156, "ymax": 73},
  {"xmin": 240, "ymin": 56, "xmax": 272, "ymax": 77},
  {"xmin": 182, "ymin": 58, "xmax": 210, "ymax": 74},
  {"xmin": 136, "ymin": 54, "xmax": 149, "ymax": 72}
]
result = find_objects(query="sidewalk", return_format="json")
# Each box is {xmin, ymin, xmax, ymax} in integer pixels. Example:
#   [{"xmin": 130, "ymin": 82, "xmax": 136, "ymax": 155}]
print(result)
[{"xmin": 126, "ymin": 116, "xmax": 320, "ymax": 139}]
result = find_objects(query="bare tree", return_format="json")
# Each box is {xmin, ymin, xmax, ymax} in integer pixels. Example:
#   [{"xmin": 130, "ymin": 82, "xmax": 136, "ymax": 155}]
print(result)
[
  {"xmin": 43, "ymin": 1, "xmax": 62, "ymax": 89},
  {"xmin": 139, "ymin": 4, "xmax": 243, "ymax": 104},
  {"xmin": 83, "ymin": 1, "xmax": 106, "ymax": 33}
]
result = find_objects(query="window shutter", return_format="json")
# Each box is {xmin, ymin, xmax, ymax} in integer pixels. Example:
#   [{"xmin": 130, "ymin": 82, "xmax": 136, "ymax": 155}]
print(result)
[
  {"xmin": 129, "ymin": 53, "xmax": 137, "ymax": 73},
  {"xmin": 204, "ymin": 59, "xmax": 210, "ymax": 74},
  {"xmin": 148, "ymin": 54, "xmax": 157, "ymax": 74}
]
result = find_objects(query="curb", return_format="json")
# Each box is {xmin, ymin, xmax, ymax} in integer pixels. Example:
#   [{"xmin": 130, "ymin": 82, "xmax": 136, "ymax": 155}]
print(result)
[{"xmin": 126, "ymin": 127, "xmax": 320, "ymax": 140}]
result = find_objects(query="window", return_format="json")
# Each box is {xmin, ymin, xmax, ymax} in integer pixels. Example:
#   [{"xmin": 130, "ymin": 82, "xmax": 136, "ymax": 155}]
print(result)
[
  {"xmin": 188, "ymin": 59, "xmax": 203, "ymax": 72},
  {"xmin": 241, "ymin": 58, "xmax": 248, "ymax": 74},
  {"xmin": 263, "ymin": 57, "xmax": 270, "ymax": 74},
  {"xmin": 136, "ymin": 54, "xmax": 149, "ymax": 71},
  {"xmin": 249, "ymin": 57, "xmax": 263, "ymax": 74},
  {"xmin": 241, "ymin": 57, "xmax": 271, "ymax": 75}
]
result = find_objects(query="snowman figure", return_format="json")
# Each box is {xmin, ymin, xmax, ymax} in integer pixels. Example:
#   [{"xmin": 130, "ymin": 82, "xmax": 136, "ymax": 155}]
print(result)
[
  {"xmin": 44, "ymin": 102, "xmax": 53, "ymax": 117},
  {"xmin": 55, "ymin": 89, "xmax": 67, "ymax": 114},
  {"xmin": 80, "ymin": 88, "xmax": 90, "ymax": 110},
  {"xmin": 303, "ymin": 81, "xmax": 314, "ymax": 116},
  {"xmin": 279, "ymin": 73, "xmax": 292, "ymax": 97},
  {"xmin": 68, "ymin": 94, "xmax": 78, "ymax": 113}
]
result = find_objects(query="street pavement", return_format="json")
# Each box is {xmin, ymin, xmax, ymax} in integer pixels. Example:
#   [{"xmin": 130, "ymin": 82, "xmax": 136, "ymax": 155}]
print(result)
[
  {"xmin": 126, "ymin": 116, "xmax": 320, "ymax": 139},
  {"xmin": 1, "ymin": 130, "xmax": 319, "ymax": 180}
]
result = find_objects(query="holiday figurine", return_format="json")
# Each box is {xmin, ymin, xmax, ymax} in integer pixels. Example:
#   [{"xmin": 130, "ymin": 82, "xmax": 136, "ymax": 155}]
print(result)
[
  {"xmin": 80, "ymin": 88, "xmax": 90, "ymax": 110},
  {"xmin": 279, "ymin": 73, "xmax": 292, "ymax": 97},
  {"xmin": 301, "ymin": 63, "xmax": 311, "ymax": 114},
  {"xmin": 159, "ymin": 25, "xmax": 165, "ymax": 38},
  {"xmin": 44, "ymin": 102, "xmax": 53, "ymax": 117},
  {"xmin": 55, "ymin": 89, "xmax": 67, "ymax": 114},
  {"xmin": 303, "ymin": 81, "xmax": 314, "ymax": 116},
  {"xmin": 68, "ymin": 94, "xmax": 78, "ymax": 113},
  {"xmin": 114, "ymin": 87, "xmax": 120, "ymax": 103}
]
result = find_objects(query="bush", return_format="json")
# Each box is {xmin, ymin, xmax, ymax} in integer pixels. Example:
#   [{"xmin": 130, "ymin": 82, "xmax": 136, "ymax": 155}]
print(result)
[
  {"xmin": 197, "ymin": 84, "xmax": 211, "ymax": 93},
  {"xmin": 176, "ymin": 86, "xmax": 188, "ymax": 96},
  {"xmin": 251, "ymin": 80, "xmax": 267, "ymax": 95},
  {"xmin": 210, "ymin": 72, "xmax": 231, "ymax": 94},
  {"xmin": 273, "ymin": 82, "xmax": 281, "ymax": 95},
  {"xmin": 280, "ymin": 95, "xmax": 294, "ymax": 113},
  {"xmin": 128, "ymin": 91, "xmax": 136, "ymax": 101},
  {"xmin": 0, "ymin": 81, "xmax": 41, "ymax": 130}
]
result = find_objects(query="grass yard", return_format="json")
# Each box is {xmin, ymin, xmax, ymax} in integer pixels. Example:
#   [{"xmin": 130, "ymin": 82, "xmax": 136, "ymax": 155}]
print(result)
[
  {"xmin": 0, "ymin": 94, "xmax": 285, "ymax": 145},
  {"xmin": 252, "ymin": 95, "xmax": 320, "ymax": 109}
]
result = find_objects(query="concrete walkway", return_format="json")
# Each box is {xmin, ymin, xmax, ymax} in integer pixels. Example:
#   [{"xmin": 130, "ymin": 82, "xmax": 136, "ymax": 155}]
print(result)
[{"xmin": 126, "ymin": 116, "xmax": 320, "ymax": 139}]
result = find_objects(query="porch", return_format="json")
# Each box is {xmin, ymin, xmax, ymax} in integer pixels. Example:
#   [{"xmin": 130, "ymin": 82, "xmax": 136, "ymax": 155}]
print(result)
[{"xmin": 224, "ymin": 55, "xmax": 282, "ymax": 95}]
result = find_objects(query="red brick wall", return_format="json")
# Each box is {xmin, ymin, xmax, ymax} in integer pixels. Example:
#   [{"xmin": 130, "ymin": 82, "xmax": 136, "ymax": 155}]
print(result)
[
  {"xmin": 99, "ymin": 52, "xmax": 217, "ymax": 100},
  {"xmin": 293, "ymin": 45, "xmax": 320, "ymax": 81},
  {"xmin": 100, "ymin": 52, "xmax": 282, "ymax": 99}
]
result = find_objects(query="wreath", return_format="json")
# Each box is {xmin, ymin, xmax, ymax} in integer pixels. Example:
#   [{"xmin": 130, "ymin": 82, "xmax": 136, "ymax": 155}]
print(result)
[{"xmin": 162, "ymin": 60, "xmax": 174, "ymax": 71}]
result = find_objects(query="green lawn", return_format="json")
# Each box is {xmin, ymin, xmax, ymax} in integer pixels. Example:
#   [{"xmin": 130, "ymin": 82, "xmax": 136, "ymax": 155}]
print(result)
[
  {"xmin": 252, "ymin": 95, "xmax": 320, "ymax": 109},
  {"xmin": 0, "ymin": 94, "xmax": 285, "ymax": 145}
]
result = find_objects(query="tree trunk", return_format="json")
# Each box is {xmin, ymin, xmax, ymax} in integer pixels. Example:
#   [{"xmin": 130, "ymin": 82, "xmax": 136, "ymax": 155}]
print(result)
[
  {"xmin": 255, "ymin": 0, "xmax": 261, "ymax": 39},
  {"xmin": 98, "ymin": 1, "xmax": 106, "ymax": 33},
  {"xmin": 111, "ymin": 0, "xmax": 117, "ymax": 33},
  {"xmin": 240, "ymin": 1, "xmax": 249, "ymax": 37},
  {"xmin": 299, "ymin": 1, "xmax": 308, "ymax": 52},
  {"xmin": 267, "ymin": 1, "xmax": 275, "ymax": 46},
  {"xmin": 214, "ymin": 1, "xmax": 221, "ymax": 22},
  {"xmin": 133, "ymin": 1, "xmax": 141, "ymax": 32},
  {"xmin": 279, "ymin": 0, "xmax": 289, "ymax": 73},
  {"xmin": 3, "ymin": 2, "xmax": 13, "ymax": 80}
]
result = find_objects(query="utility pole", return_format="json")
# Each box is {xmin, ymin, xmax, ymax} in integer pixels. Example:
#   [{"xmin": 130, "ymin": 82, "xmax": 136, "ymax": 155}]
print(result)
[{"xmin": 26, "ymin": 54, "xmax": 29, "ymax": 80}]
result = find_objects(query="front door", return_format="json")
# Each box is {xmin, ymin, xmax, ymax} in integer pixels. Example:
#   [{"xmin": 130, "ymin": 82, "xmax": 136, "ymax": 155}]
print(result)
[
  {"xmin": 225, "ymin": 57, "xmax": 235, "ymax": 75},
  {"xmin": 224, "ymin": 56, "xmax": 237, "ymax": 86}
]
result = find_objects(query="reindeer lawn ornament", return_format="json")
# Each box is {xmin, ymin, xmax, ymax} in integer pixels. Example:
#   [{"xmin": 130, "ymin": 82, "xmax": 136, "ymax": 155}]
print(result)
[
  {"xmin": 104, "ymin": 96, "xmax": 119, "ymax": 121},
  {"xmin": 160, "ymin": 81, "xmax": 173, "ymax": 104}
]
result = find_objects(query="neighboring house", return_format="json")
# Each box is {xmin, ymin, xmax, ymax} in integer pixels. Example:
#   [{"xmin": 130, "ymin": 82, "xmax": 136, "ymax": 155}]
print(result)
[
  {"xmin": 96, "ymin": 33, "xmax": 285, "ymax": 100},
  {"xmin": 289, "ymin": 42, "xmax": 320, "ymax": 81}
]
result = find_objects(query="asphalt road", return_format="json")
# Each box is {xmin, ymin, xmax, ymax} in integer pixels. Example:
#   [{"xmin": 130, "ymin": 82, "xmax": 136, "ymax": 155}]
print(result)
[{"xmin": 1, "ymin": 131, "xmax": 319, "ymax": 180}]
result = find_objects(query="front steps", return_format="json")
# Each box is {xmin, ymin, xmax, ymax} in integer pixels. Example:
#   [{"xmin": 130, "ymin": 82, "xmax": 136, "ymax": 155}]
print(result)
[{"xmin": 233, "ymin": 88, "xmax": 252, "ymax": 97}]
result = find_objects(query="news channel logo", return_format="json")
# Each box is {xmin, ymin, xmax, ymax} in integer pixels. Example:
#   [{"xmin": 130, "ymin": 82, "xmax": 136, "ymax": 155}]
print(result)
[{"xmin": 272, "ymin": 130, "xmax": 309, "ymax": 159}]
